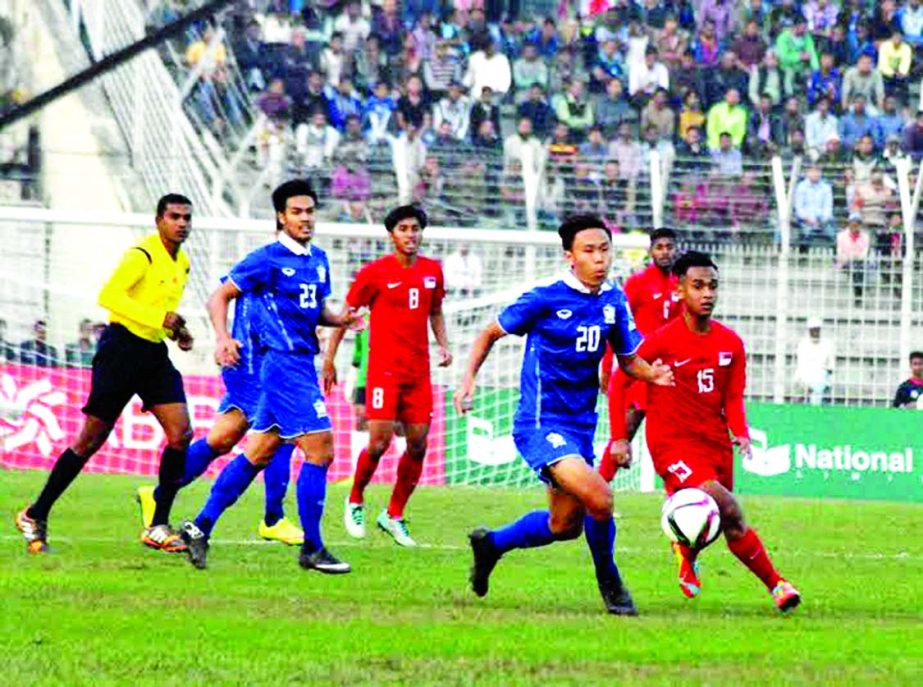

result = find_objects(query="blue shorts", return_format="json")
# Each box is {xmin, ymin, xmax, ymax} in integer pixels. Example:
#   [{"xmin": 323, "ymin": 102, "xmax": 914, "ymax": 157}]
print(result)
[
  {"xmin": 251, "ymin": 349, "xmax": 332, "ymax": 438},
  {"xmin": 513, "ymin": 425, "xmax": 597, "ymax": 485},
  {"xmin": 217, "ymin": 358, "xmax": 262, "ymax": 421}
]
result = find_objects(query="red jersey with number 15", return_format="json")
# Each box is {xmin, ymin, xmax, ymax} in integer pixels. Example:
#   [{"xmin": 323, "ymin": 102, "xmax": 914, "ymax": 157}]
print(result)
[
  {"xmin": 623, "ymin": 263, "xmax": 681, "ymax": 336},
  {"xmin": 346, "ymin": 254, "xmax": 445, "ymax": 381},
  {"xmin": 612, "ymin": 317, "xmax": 749, "ymax": 453}
]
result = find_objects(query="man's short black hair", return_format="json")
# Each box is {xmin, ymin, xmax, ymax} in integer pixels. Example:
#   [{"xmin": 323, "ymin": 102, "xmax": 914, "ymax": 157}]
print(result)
[
  {"xmin": 156, "ymin": 193, "xmax": 192, "ymax": 217},
  {"xmin": 672, "ymin": 250, "xmax": 718, "ymax": 276},
  {"xmin": 384, "ymin": 204, "xmax": 428, "ymax": 232},
  {"xmin": 650, "ymin": 227, "xmax": 677, "ymax": 243},
  {"xmin": 558, "ymin": 215, "xmax": 611, "ymax": 250},
  {"xmin": 910, "ymin": 351, "xmax": 923, "ymax": 362},
  {"xmin": 272, "ymin": 179, "xmax": 318, "ymax": 214}
]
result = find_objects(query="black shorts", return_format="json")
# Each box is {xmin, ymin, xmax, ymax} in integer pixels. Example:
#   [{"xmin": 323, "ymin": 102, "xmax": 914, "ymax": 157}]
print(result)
[
  {"xmin": 82, "ymin": 324, "xmax": 186, "ymax": 424},
  {"xmin": 353, "ymin": 386, "xmax": 366, "ymax": 406}
]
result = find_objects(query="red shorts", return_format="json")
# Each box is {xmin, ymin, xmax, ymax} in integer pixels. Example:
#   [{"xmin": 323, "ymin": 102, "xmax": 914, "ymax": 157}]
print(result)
[
  {"xmin": 651, "ymin": 442, "xmax": 734, "ymax": 495},
  {"xmin": 365, "ymin": 372, "xmax": 433, "ymax": 424}
]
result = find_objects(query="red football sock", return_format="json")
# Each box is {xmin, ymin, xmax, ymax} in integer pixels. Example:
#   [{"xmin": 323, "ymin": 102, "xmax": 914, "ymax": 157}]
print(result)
[
  {"xmin": 349, "ymin": 448, "xmax": 378, "ymax": 504},
  {"xmin": 387, "ymin": 452, "xmax": 424, "ymax": 518},
  {"xmin": 599, "ymin": 440, "xmax": 619, "ymax": 482},
  {"xmin": 726, "ymin": 528, "xmax": 782, "ymax": 590}
]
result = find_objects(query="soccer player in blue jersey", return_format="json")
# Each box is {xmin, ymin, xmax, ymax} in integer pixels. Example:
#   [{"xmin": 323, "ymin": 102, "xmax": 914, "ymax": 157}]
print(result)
[
  {"xmin": 454, "ymin": 215, "xmax": 674, "ymax": 615},
  {"xmin": 135, "ymin": 280, "xmax": 303, "ymax": 545},
  {"xmin": 179, "ymin": 179, "xmax": 359, "ymax": 572}
]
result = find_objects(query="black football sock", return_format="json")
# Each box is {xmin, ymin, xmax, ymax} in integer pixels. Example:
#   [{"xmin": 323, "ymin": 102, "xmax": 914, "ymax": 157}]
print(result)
[
  {"xmin": 28, "ymin": 449, "xmax": 90, "ymax": 521},
  {"xmin": 151, "ymin": 447, "xmax": 186, "ymax": 527}
]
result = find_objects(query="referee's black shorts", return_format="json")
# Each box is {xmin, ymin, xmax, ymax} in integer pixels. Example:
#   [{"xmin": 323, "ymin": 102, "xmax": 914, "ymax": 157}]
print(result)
[{"xmin": 82, "ymin": 324, "xmax": 187, "ymax": 424}]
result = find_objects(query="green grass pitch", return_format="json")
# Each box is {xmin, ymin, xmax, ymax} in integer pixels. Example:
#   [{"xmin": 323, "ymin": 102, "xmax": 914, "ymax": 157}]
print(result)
[{"xmin": 1, "ymin": 470, "xmax": 921, "ymax": 686}]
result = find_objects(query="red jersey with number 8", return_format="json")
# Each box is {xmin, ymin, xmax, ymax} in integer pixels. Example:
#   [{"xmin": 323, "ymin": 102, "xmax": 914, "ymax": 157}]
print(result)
[{"xmin": 346, "ymin": 254, "xmax": 445, "ymax": 381}]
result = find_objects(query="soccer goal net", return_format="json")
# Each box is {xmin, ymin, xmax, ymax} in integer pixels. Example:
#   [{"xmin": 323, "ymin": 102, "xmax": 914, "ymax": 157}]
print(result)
[{"xmin": 0, "ymin": 207, "xmax": 653, "ymax": 492}]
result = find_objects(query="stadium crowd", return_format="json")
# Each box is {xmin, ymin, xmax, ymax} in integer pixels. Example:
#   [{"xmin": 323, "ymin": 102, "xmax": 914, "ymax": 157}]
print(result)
[{"xmin": 147, "ymin": 0, "xmax": 923, "ymax": 248}]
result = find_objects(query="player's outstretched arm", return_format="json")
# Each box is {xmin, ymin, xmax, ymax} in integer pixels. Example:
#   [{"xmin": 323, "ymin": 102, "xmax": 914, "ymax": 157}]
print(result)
[
  {"xmin": 429, "ymin": 302, "xmax": 453, "ymax": 367},
  {"xmin": 453, "ymin": 321, "xmax": 507, "ymax": 414},
  {"xmin": 617, "ymin": 353, "xmax": 674, "ymax": 386},
  {"xmin": 207, "ymin": 280, "xmax": 243, "ymax": 367}
]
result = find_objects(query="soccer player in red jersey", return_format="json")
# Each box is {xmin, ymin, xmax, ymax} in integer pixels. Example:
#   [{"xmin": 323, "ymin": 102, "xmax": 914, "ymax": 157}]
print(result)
[
  {"xmin": 607, "ymin": 251, "xmax": 801, "ymax": 613},
  {"xmin": 599, "ymin": 228, "xmax": 680, "ymax": 480},
  {"xmin": 323, "ymin": 205, "xmax": 452, "ymax": 547}
]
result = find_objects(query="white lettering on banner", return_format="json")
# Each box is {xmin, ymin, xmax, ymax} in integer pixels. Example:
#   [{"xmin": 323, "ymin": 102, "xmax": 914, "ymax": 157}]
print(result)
[
  {"xmin": 0, "ymin": 375, "xmax": 67, "ymax": 457},
  {"xmin": 745, "ymin": 427, "xmax": 915, "ymax": 478}
]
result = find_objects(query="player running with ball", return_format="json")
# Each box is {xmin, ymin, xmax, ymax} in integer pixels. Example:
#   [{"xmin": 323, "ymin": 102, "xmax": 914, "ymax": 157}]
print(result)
[
  {"xmin": 454, "ymin": 216, "xmax": 673, "ymax": 615},
  {"xmin": 607, "ymin": 250, "xmax": 801, "ymax": 612}
]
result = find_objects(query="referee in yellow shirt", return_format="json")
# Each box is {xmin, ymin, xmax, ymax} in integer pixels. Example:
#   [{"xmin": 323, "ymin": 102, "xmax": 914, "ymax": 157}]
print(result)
[{"xmin": 16, "ymin": 194, "xmax": 196, "ymax": 554}]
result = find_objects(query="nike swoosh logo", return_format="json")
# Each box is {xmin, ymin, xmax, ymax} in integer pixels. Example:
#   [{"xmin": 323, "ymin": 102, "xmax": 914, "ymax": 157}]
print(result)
[
  {"xmin": 674, "ymin": 359, "xmax": 692, "ymax": 367},
  {"xmin": 387, "ymin": 282, "xmax": 402, "ymax": 289}
]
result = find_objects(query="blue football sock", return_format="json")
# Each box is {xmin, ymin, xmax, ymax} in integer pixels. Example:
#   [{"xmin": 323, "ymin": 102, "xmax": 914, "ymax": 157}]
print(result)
[
  {"xmin": 297, "ymin": 461, "xmax": 329, "ymax": 553},
  {"xmin": 154, "ymin": 437, "xmax": 220, "ymax": 501},
  {"xmin": 584, "ymin": 514, "xmax": 622, "ymax": 585},
  {"xmin": 263, "ymin": 444, "xmax": 295, "ymax": 526},
  {"xmin": 194, "ymin": 455, "xmax": 260, "ymax": 537},
  {"xmin": 490, "ymin": 510, "xmax": 556, "ymax": 554}
]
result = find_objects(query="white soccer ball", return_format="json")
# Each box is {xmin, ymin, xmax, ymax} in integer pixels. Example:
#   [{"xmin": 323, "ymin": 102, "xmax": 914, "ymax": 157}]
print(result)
[{"xmin": 660, "ymin": 488, "xmax": 722, "ymax": 550}]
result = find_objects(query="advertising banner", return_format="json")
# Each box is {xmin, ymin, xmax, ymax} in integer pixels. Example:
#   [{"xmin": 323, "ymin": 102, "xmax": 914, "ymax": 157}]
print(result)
[{"xmin": 0, "ymin": 364, "xmax": 446, "ymax": 485}]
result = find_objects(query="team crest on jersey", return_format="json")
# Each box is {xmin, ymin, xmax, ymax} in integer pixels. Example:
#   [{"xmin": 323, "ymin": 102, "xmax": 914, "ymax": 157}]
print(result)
[
  {"xmin": 556, "ymin": 309, "xmax": 572, "ymax": 320},
  {"xmin": 317, "ymin": 266, "xmax": 326, "ymax": 282},
  {"xmin": 603, "ymin": 304, "xmax": 616, "ymax": 324},
  {"xmin": 424, "ymin": 276, "xmax": 437, "ymax": 289},
  {"xmin": 719, "ymin": 351, "xmax": 733, "ymax": 366},
  {"xmin": 314, "ymin": 400, "xmax": 328, "ymax": 418},
  {"xmin": 546, "ymin": 432, "xmax": 566, "ymax": 449},
  {"xmin": 281, "ymin": 267, "xmax": 295, "ymax": 277}
]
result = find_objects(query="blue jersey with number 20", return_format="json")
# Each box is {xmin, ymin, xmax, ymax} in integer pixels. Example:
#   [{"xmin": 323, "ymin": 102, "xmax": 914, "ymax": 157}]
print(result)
[{"xmin": 499, "ymin": 271, "xmax": 642, "ymax": 434}]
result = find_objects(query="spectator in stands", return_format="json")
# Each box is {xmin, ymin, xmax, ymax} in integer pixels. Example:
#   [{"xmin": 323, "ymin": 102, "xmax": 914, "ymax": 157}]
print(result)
[
  {"xmin": 747, "ymin": 93, "xmax": 782, "ymax": 154},
  {"xmin": 892, "ymin": 351, "xmax": 923, "ymax": 408},
  {"xmin": 732, "ymin": 19, "xmax": 768, "ymax": 70},
  {"xmin": 838, "ymin": 95, "xmax": 877, "ymax": 150},
  {"xmin": 362, "ymin": 80, "xmax": 396, "ymax": 145},
  {"xmin": 504, "ymin": 116, "xmax": 545, "ymax": 176},
  {"xmin": 327, "ymin": 78, "xmax": 363, "ymax": 131},
  {"xmin": 233, "ymin": 18, "xmax": 268, "ymax": 92},
  {"xmin": 472, "ymin": 118, "xmax": 501, "ymax": 152},
  {"xmin": 817, "ymin": 133, "xmax": 847, "ymax": 173},
  {"xmin": 0, "ymin": 318, "xmax": 16, "ymax": 362},
  {"xmin": 901, "ymin": 109, "xmax": 923, "ymax": 159},
  {"xmin": 805, "ymin": 97, "xmax": 839, "ymax": 158},
  {"xmin": 434, "ymin": 79, "xmax": 471, "ymax": 141},
  {"xmin": 597, "ymin": 80, "xmax": 636, "ymax": 141},
  {"xmin": 185, "ymin": 24, "xmax": 242, "ymax": 135},
  {"xmin": 694, "ymin": 20, "xmax": 720, "ymax": 68},
  {"xmin": 608, "ymin": 121, "xmax": 642, "ymax": 218},
  {"xmin": 794, "ymin": 317, "xmax": 834, "ymax": 406},
  {"xmin": 629, "ymin": 46, "xmax": 670, "ymax": 105},
  {"xmin": 706, "ymin": 88, "xmax": 748, "ymax": 151},
  {"xmin": 875, "ymin": 95, "xmax": 907, "ymax": 148},
  {"xmin": 512, "ymin": 42, "xmax": 549, "ymax": 102},
  {"xmin": 533, "ymin": 18, "xmax": 560, "ymax": 60},
  {"xmin": 500, "ymin": 159, "xmax": 526, "ymax": 224},
  {"xmin": 803, "ymin": 0, "xmax": 839, "ymax": 44},
  {"xmin": 464, "ymin": 39, "xmax": 512, "ymax": 101},
  {"xmin": 882, "ymin": 133, "xmax": 909, "ymax": 170},
  {"xmin": 807, "ymin": 52, "xmax": 842, "ymax": 108},
  {"xmin": 413, "ymin": 155, "xmax": 447, "ymax": 210},
  {"xmin": 335, "ymin": 0, "xmax": 370, "ymax": 56},
  {"xmin": 675, "ymin": 125, "xmax": 710, "ymax": 175},
  {"xmin": 712, "ymin": 132, "xmax": 744, "ymax": 177},
  {"xmin": 257, "ymin": 77, "xmax": 292, "ymax": 122},
  {"xmin": 354, "ymin": 35, "xmax": 389, "ymax": 93},
  {"xmin": 705, "ymin": 51, "xmax": 749, "ymax": 109},
  {"xmin": 425, "ymin": 40, "xmax": 461, "ymax": 98},
  {"xmin": 855, "ymin": 169, "xmax": 897, "ymax": 231},
  {"xmin": 320, "ymin": 32, "xmax": 346, "ymax": 87},
  {"xmin": 469, "ymin": 86, "xmax": 501, "ymax": 144},
  {"xmin": 641, "ymin": 88, "xmax": 675, "ymax": 142},
  {"xmin": 65, "ymin": 318, "xmax": 97, "ymax": 369},
  {"xmin": 578, "ymin": 125, "xmax": 608, "ymax": 166},
  {"xmin": 698, "ymin": 1, "xmax": 735, "ymax": 44},
  {"xmin": 678, "ymin": 90, "xmax": 706, "ymax": 140},
  {"xmin": 793, "ymin": 164, "xmax": 835, "ymax": 244},
  {"xmin": 729, "ymin": 171, "xmax": 770, "ymax": 235},
  {"xmin": 408, "ymin": 11, "xmax": 438, "ymax": 72},
  {"xmin": 769, "ymin": 0, "xmax": 801, "ymax": 35},
  {"xmin": 19, "ymin": 319, "xmax": 58, "ymax": 367},
  {"xmin": 554, "ymin": 78, "xmax": 594, "ymax": 142},
  {"xmin": 841, "ymin": 53, "xmax": 885, "ymax": 113},
  {"xmin": 749, "ymin": 50, "xmax": 784, "ymax": 110},
  {"xmin": 902, "ymin": 0, "xmax": 923, "ymax": 47},
  {"xmin": 444, "ymin": 244, "xmax": 483, "ymax": 299},
  {"xmin": 591, "ymin": 38, "xmax": 626, "ymax": 95},
  {"xmin": 836, "ymin": 211, "xmax": 870, "ymax": 306},
  {"xmin": 517, "ymin": 84, "xmax": 555, "ymax": 140},
  {"xmin": 672, "ymin": 49, "xmax": 705, "ymax": 106},
  {"xmin": 292, "ymin": 69, "xmax": 331, "ymax": 128},
  {"xmin": 547, "ymin": 122, "xmax": 579, "ymax": 171},
  {"xmin": 371, "ymin": 0, "xmax": 403, "ymax": 58},
  {"xmin": 571, "ymin": 161, "xmax": 601, "ymax": 214},
  {"xmin": 780, "ymin": 96, "xmax": 806, "ymax": 146},
  {"xmin": 653, "ymin": 15, "xmax": 688, "ymax": 70},
  {"xmin": 878, "ymin": 30, "xmax": 913, "ymax": 103},
  {"xmin": 396, "ymin": 74, "xmax": 430, "ymax": 133},
  {"xmin": 296, "ymin": 108, "xmax": 340, "ymax": 172},
  {"xmin": 776, "ymin": 17, "xmax": 819, "ymax": 95},
  {"xmin": 851, "ymin": 134, "xmax": 881, "ymax": 182},
  {"xmin": 394, "ymin": 124, "xmax": 428, "ymax": 203}
]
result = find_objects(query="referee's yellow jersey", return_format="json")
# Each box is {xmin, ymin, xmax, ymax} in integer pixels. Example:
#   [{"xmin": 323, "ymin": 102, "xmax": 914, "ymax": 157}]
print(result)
[{"xmin": 98, "ymin": 234, "xmax": 191, "ymax": 343}]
